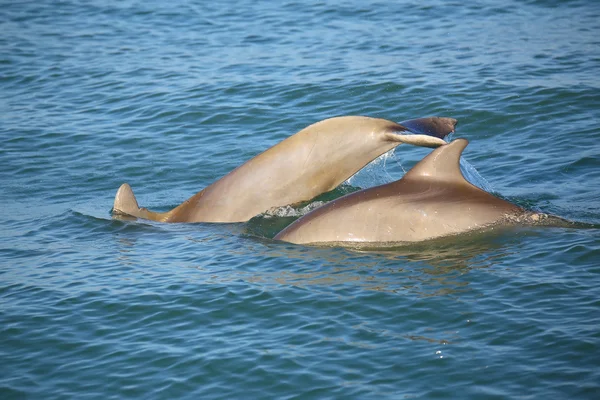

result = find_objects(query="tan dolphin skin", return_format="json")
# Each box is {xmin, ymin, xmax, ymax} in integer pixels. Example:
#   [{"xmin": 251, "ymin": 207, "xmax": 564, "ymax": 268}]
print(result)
[
  {"xmin": 274, "ymin": 139, "xmax": 530, "ymax": 245},
  {"xmin": 112, "ymin": 116, "xmax": 457, "ymax": 223}
]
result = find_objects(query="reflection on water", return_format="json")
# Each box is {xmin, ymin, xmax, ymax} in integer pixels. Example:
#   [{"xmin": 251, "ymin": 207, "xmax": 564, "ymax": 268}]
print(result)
[
  {"xmin": 202, "ymin": 228, "xmax": 518, "ymax": 298},
  {"xmin": 111, "ymin": 205, "xmax": 520, "ymax": 299}
]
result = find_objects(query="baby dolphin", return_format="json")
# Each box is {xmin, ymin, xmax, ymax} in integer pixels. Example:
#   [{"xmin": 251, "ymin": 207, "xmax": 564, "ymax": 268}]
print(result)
[
  {"xmin": 274, "ymin": 139, "xmax": 537, "ymax": 245},
  {"xmin": 113, "ymin": 116, "xmax": 456, "ymax": 223}
]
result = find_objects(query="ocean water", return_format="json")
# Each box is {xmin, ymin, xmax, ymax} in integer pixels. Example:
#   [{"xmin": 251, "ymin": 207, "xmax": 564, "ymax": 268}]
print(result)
[{"xmin": 2, "ymin": 0, "xmax": 600, "ymax": 398}]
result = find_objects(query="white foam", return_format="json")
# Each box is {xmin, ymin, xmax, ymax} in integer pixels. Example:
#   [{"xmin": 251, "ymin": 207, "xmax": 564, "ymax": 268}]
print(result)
[{"xmin": 263, "ymin": 201, "xmax": 326, "ymax": 218}]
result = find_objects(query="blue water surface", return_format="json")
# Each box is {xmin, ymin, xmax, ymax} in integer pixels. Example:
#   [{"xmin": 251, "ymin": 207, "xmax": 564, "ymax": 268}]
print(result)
[{"xmin": 2, "ymin": 0, "xmax": 600, "ymax": 399}]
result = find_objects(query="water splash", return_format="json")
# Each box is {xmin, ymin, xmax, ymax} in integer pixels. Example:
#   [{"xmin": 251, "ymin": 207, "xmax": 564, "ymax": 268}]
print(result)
[
  {"xmin": 459, "ymin": 157, "xmax": 494, "ymax": 192},
  {"xmin": 263, "ymin": 201, "xmax": 326, "ymax": 218},
  {"xmin": 446, "ymin": 131, "xmax": 494, "ymax": 192},
  {"xmin": 346, "ymin": 148, "xmax": 396, "ymax": 188},
  {"xmin": 345, "ymin": 141, "xmax": 495, "ymax": 194}
]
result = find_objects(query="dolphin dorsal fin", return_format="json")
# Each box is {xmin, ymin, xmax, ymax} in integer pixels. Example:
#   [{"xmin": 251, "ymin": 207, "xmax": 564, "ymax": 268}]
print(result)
[{"xmin": 403, "ymin": 139, "xmax": 469, "ymax": 184}]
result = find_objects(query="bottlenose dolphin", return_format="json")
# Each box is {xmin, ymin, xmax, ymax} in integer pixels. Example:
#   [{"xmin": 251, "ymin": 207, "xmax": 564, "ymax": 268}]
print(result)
[
  {"xmin": 274, "ymin": 139, "xmax": 548, "ymax": 245},
  {"xmin": 112, "ymin": 116, "xmax": 457, "ymax": 223}
]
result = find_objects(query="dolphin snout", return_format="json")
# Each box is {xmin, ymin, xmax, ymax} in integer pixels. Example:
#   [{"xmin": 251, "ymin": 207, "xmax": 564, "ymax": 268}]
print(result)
[
  {"xmin": 441, "ymin": 117, "xmax": 458, "ymax": 133},
  {"xmin": 399, "ymin": 116, "xmax": 457, "ymax": 138},
  {"xmin": 388, "ymin": 116, "xmax": 459, "ymax": 148}
]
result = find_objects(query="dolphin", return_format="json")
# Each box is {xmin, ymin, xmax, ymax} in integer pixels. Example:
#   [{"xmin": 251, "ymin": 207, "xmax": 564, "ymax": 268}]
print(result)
[
  {"xmin": 112, "ymin": 116, "xmax": 457, "ymax": 223},
  {"xmin": 274, "ymin": 138, "xmax": 548, "ymax": 246}
]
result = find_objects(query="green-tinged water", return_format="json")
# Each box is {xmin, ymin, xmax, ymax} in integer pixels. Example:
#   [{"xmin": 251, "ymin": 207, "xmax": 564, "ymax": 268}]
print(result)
[{"xmin": 2, "ymin": 0, "xmax": 600, "ymax": 398}]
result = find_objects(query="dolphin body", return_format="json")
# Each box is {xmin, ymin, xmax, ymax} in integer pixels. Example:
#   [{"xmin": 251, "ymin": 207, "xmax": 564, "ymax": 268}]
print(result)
[
  {"xmin": 112, "ymin": 116, "xmax": 457, "ymax": 223},
  {"xmin": 274, "ymin": 139, "xmax": 546, "ymax": 246}
]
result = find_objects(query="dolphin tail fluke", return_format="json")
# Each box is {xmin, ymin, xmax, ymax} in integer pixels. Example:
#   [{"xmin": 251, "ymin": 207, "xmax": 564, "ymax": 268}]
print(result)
[{"xmin": 112, "ymin": 183, "xmax": 168, "ymax": 222}]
